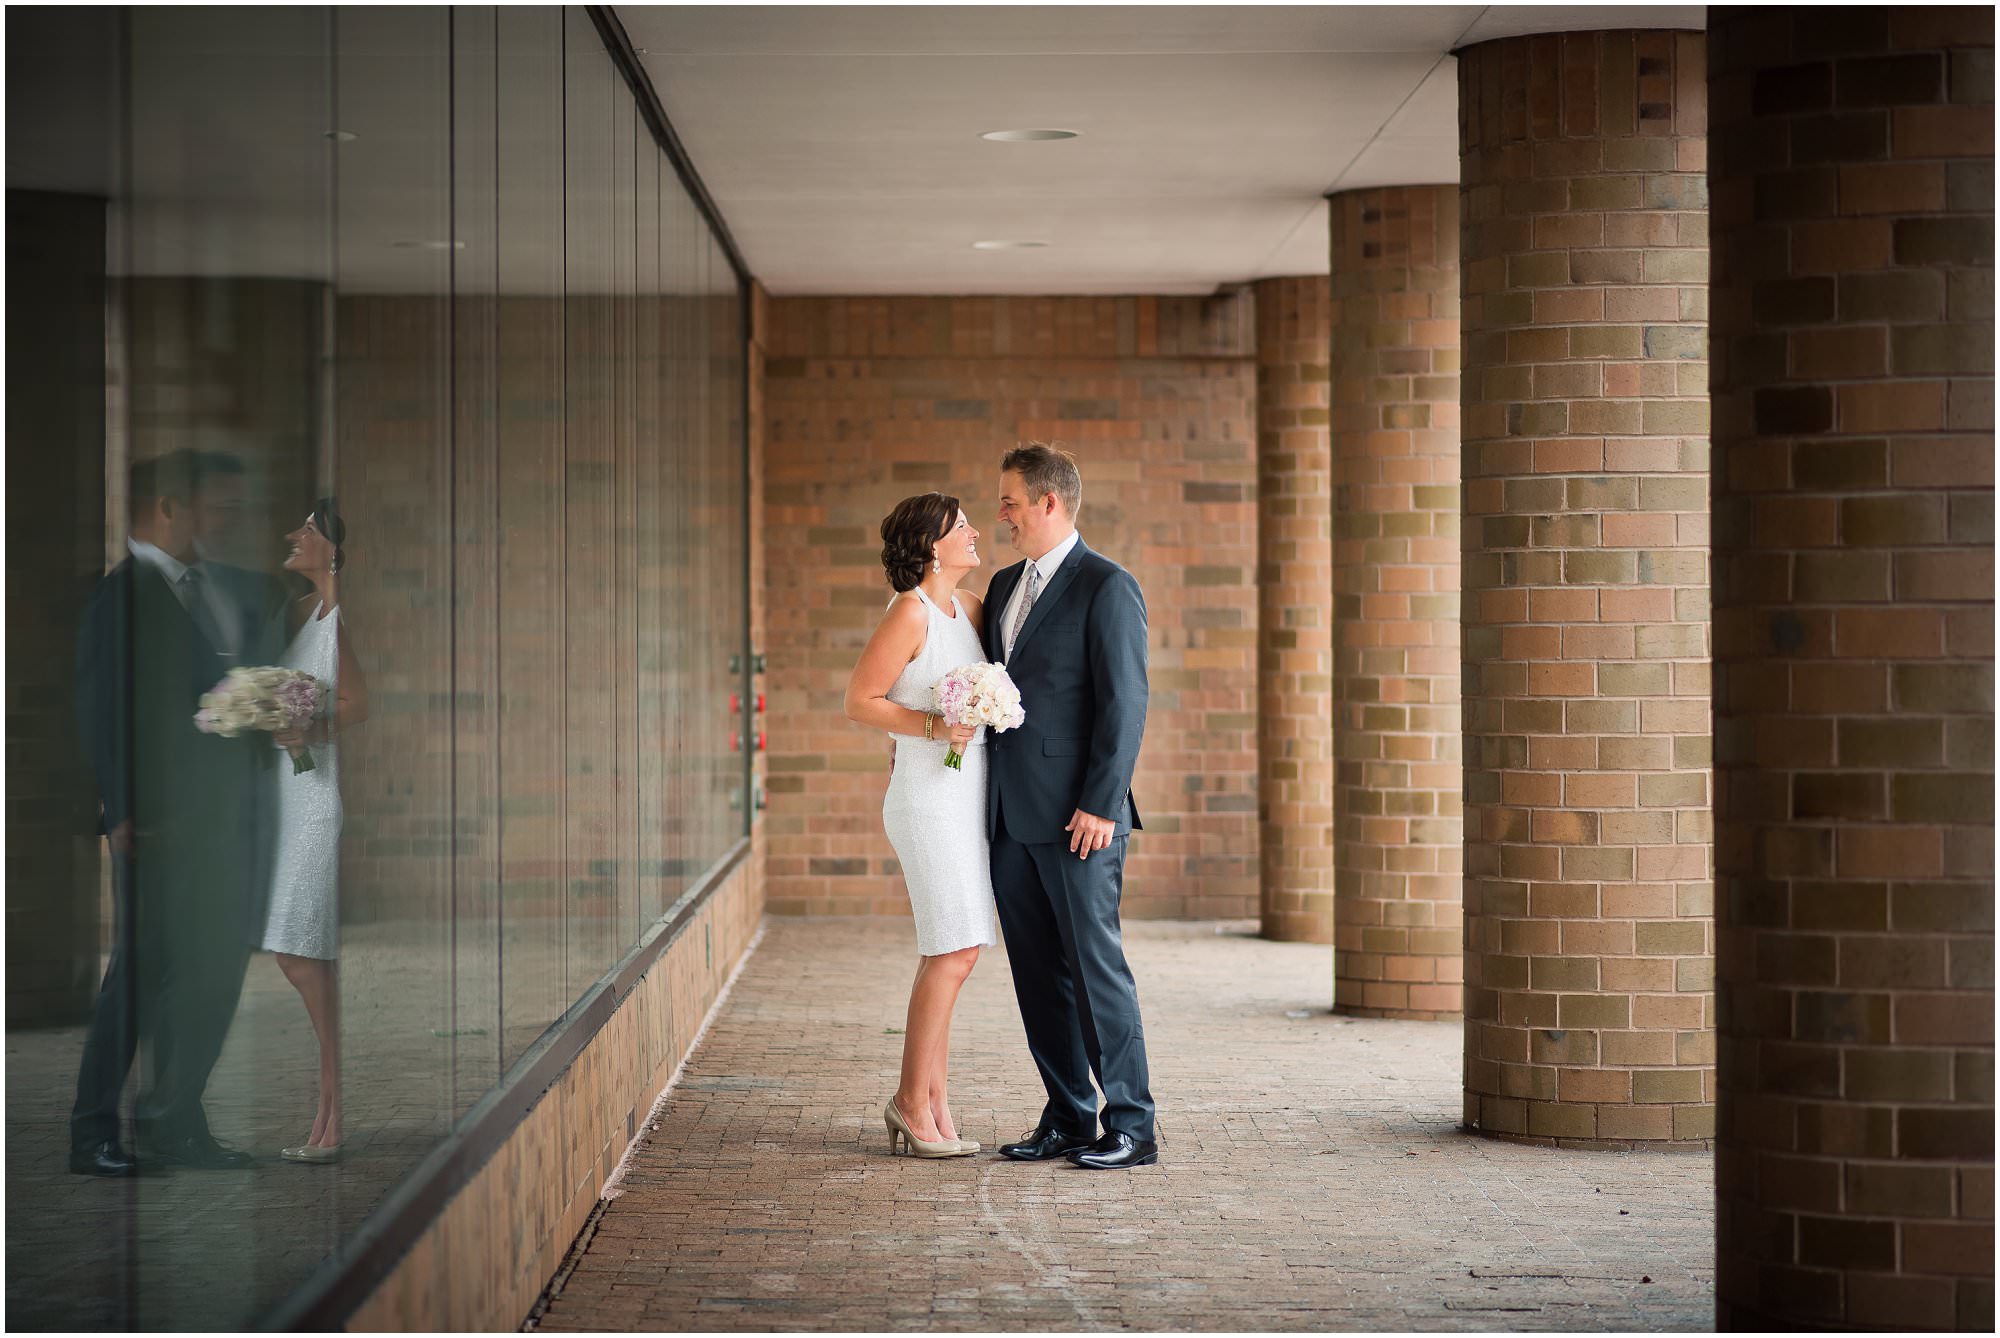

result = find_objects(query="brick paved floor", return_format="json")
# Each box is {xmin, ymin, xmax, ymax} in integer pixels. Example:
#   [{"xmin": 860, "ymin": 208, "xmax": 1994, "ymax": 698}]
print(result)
[{"xmin": 532, "ymin": 918, "xmax": 1715, "ymax": 1332}]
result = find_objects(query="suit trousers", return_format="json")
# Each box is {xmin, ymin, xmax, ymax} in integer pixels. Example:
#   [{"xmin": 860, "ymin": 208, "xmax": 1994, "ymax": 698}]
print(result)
[
  {"xmin": 992, "ymin": 827, "xmax": 1156, "ymax": 1143},
  {"xmin": 70, "ymin": 853, "xmax": 139, "ymax": 1148},
  {"xmin": 70, "ymin": 848, "xmax": 252, "ymax": 1149}
]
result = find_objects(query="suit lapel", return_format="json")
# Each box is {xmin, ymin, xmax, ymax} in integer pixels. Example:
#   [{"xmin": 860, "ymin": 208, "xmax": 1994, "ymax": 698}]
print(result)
[{"xmin": 1011, "ymin": 537, "xmax": 1087, "ymax": 659}]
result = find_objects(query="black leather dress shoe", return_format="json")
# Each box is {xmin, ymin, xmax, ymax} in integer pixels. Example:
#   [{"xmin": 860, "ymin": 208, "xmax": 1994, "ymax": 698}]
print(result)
[
  {"xmin": 998, "ymin": 1126, "xmax": 1097, "ymax": 1161},
  {"xmin": 1065, "ymin": 1132, "xmax": 1159, "ymax": 1169},
  {"xmin": 68, "ymin": 1140, "xmax": 138, "ymax": 1177},
  {"xmin": 145, "ymin": 1131, "xmax": 254, "ymax": 1170}
]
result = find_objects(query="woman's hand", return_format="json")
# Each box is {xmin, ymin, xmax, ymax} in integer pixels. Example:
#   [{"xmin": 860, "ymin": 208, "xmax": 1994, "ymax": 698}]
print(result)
[
  {"xmin": 276, "ymin": 721, "xmax": 328, "ymax": 749},
  {"xmin": 945, "ymin": 721, "xmax": 977, "ymax": 746}
]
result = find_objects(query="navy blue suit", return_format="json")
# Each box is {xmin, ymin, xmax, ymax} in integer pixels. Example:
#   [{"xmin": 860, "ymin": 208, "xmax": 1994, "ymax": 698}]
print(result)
[{"xmin": 984, "ymin": 537, "xmax": 1155, "ymax": 1143}]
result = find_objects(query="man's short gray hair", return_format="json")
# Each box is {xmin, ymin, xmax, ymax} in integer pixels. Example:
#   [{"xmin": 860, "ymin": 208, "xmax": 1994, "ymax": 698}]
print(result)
[{"xmin": 1001, "ymin": 441, "xmax": 1082, "ymax": 518}]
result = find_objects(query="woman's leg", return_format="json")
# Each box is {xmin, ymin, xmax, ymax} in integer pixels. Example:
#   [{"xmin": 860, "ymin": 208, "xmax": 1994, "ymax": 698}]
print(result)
[
  {"xmin": 929, "ymin": 946, "xmax": 980, "ymax": 1140},
  {"xmin": 895, "ymin": 945, "xmax": 978, "ymax": 1142},
  {"xmin": 930, "ymin": 1010, "xmax": 958, "ymax": 1141},
  {"xmin": 275, "ymin": 953, "xmax": 340, "ymax": 1145}
]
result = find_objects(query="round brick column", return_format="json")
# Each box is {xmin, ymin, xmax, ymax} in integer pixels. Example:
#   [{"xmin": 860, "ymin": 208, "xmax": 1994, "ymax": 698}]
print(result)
[
  {"xmin": 1710, "ymin": 8, "xmax": 1995, "ymax": 1329},
  {"xmin": 1254, "ymin": 275, "xmax": 1335, "ymax": 945},
  {"xmin": 1458, "ymin": 30, "xmax": 1715, "ymax": 1145},
  {"xmin": 1327, "ymin": 187, "xmax": 1465, "ymax": 1018}
]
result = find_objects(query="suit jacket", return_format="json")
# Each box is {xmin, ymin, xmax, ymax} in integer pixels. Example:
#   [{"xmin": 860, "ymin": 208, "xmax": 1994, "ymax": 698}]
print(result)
[
  {"xmin": 982, "ymin": 537, "xmax": 1147, "ymax": 844},
  {"xmin": 74, "ymin": 557, "xmax": 284, "ymax": 931}
]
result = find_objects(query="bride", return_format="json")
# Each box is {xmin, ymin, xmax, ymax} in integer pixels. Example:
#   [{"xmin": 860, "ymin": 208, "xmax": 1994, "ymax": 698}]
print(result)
[
  {"xmin": 261, "ymin": 500, "xmax": 369, "ymax": 1163},
  {"xmin": 843, "ymin": 492, "xmax": 994, "ymax": 1159}
]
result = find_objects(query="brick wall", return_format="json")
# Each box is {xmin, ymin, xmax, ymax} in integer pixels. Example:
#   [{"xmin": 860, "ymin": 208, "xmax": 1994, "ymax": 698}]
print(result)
[
  {"xmin": 1710, "ymin": 6, "xmax": 1995, "ymax": 1329},
  {"xmin": 1252, "ymin": 276, "xmax": 1335, "ymax": 945},
  {"xmin": 1328, "ymin": 184, "xmax": 1466, "ymax": 1018},
  {"xmin": 760, "ymin": 295, "xmax": 1260, "ymax": 921},
  {"xmin": 1458, "ymin": 30, "xmax": 1716, "ymax": 1145}
]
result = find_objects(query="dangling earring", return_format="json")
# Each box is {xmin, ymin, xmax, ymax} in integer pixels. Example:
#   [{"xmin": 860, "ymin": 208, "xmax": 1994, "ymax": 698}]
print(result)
[{"xmin": 932, "ymin": 557, "xmax": 941, "ymax": 574}]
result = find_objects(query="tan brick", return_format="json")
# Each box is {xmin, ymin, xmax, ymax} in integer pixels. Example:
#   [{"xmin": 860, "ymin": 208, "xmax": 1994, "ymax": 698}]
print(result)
[
  {"xmin": 1711, "ymin": 8, "xmax": 1995, "ymax": 1329},
  {"xmin": 764, "ymin": 296, "xmax": 1260, "ymax": 924},
  {"xmin": 1328, "ymin": 188, "xmax": 1464, "ymax": 1015},
  {"xmin": 1460, "ymin": 28, "xmax": 1712, "ymax": 1148}
]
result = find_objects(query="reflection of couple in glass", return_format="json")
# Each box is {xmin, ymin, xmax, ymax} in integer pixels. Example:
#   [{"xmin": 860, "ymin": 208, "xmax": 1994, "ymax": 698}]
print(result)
[{"xmin": 69, "ymin": 450, "xmax": 367, "ymax": 1176}]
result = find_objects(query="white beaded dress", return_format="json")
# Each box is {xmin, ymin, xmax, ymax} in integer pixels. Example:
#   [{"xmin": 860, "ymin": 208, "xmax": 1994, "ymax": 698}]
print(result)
[
  {"xmin": 881, "ymin": 587, "xmax": 998, "ymax": 957},
  {"xmin": 260, "ymin": 602, "xmax": 342, "ymax": 960}
]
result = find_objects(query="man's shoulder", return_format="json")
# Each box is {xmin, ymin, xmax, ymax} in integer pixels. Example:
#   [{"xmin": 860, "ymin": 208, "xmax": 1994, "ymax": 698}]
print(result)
[
  {"xmin": 1075, "ymin": 545, "xmax": 1138, "ymax": 589},
  {"xmin": 86, "ymin": 559, "xmax": 136, "ymax": 604}
]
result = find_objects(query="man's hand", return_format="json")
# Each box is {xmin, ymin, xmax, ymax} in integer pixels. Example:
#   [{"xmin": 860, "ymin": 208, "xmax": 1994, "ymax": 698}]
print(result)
[
  {"xmin": 108, "ymin": 819, "xmax": 135, "ymax": 858},
  {"xmin": 1066, "ymin": 808, "xmax": 1115, "ymax": 859}
]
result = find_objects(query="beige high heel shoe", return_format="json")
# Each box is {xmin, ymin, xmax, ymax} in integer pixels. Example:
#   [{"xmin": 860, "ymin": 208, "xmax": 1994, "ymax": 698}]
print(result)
[
  {"xmin": 884, "ymin": 1099, "xmax": 974, "ymax": 1158},
  {"xmin": 280, "ymin": 1142, "xmax": 342, "ymax": 1164},
  {"xmin": 936, "ymin": 1112, "xmax": 979, "ymax": 1153}
]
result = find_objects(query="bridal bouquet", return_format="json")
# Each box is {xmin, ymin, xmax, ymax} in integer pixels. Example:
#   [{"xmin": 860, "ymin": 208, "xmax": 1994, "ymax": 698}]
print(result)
[
  {"xmin": 932, "ymin": 662, "xmax": 1025, "ymax": 771},
  {"xmin": 194, "ymin": 666, "xmax": 328, "ymax": 774}
]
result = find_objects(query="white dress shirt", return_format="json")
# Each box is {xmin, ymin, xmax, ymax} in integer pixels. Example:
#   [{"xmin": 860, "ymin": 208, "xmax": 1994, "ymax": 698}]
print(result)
[
  {"xmin": 1002, "ymin": 529, "xmax": 1080, "ymax": 662},
  {"xmin": 128, "ymin": 537, "xmax": 240, "ymax": 655}
]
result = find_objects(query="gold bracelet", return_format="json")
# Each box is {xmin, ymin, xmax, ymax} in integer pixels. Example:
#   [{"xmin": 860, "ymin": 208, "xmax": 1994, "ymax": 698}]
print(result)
[{"xmin": 924, "ymin": 713, "xmax": 936, "ymax": 742}]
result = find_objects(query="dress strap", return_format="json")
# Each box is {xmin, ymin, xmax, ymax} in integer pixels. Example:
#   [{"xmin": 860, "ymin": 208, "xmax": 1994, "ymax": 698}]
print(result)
[{"xmin": 910, "ymin": 586, "xmax": 939, "ymax": 614}]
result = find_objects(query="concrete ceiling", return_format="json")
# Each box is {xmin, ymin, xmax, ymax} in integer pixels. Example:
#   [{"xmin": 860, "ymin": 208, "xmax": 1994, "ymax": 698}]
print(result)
[{"xmin": 623, "ymin": 4, "xmax": 1703, "ymax": 296}]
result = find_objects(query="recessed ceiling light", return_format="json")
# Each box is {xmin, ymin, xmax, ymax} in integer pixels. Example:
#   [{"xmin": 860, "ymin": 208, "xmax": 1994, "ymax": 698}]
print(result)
[
  {"xmin": 971, "ymin": 240, "xmax": 1049, "ymax": 250},
  {"xmin": 325, "ymin": 130, "xmax": 358, "ymax": 142},
  {"xmin": 979, "ymin": 129, "xmax": 1079, "ymax": 142},
  {"xmin": 393, "ymin": 239, "xmax": 465, "ymax": 251}
]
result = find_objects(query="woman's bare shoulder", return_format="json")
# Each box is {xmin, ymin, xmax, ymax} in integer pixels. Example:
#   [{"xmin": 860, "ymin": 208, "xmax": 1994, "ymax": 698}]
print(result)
[
  {"xmin": 882, "ymin": 590, "xmax": 927, "ymax": 621},
  {"xmin": 876, "ymin": 591, "xmax": 930, "ymax": 640}
]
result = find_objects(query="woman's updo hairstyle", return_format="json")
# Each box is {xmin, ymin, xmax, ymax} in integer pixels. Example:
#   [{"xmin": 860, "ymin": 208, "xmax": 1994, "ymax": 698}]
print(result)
[
  {"xmin": 879, "ymin": 492, "xmax": 959, "ymax": 593},
  {"xmin": 310, "ymin": 496, "xmax": 349, "ymax": 573}
]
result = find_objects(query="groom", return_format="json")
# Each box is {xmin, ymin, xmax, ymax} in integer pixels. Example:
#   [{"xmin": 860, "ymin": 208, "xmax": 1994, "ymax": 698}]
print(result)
[
  {"xmin": 982, "ymin": 443, "xmax": 1157, "ymax": 1170},
  {"xmin": 69, "ymin": 450, "xmax": 273, "ymax": 1174}
]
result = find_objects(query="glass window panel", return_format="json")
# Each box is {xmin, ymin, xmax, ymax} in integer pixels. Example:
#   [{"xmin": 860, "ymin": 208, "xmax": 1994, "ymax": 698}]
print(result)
[
  {"xmin": 636, "ymin": 127, "xmax": 667, "ymax": 925},
  {"xmin": 494, "ymin": 3, "xmax": 567, "ymax": 1068},
  {"xmin": 697, "ymin": 234, "xmax": 718, "ymax": 868},
  {"xmin": 127, "ymin": 5, "xmax": 343, "ymax": 1325},
  {"xmin": 563, "ymin": 8, "xmax": 617, "ymax": 994},
  {"xmin": 450, "ymin": 2, "xmax": 504, "ymax": 1109},
  {"xmin": 612, "ymin": 77, "xmax": 640, "ymax": 950},
  {"xmin": 329, "ymin": 0, "xmax": 456, "ymax": 1248},
  {"xmin": 662, "ymin": 166, "xmax": 697, "ymax": 909}
]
